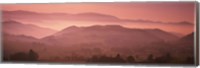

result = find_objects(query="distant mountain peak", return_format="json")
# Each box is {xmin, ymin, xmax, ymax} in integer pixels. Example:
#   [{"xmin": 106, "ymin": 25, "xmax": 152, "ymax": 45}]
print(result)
[
  {"xmin": 180, "ymin": 32, "xmax": 194, "ymax": 42},
  {"xmin": 77, "ymin": 12, "xmax": 109, "ymax": 16},
  {"xmin": 81, "ymin": 25, "xmax": 125, "ymax": 30},
  {"xmin": 85, "ymin": 25, "xmax": 102, "ymax": 28},
  {"xmin": 62, "ymin": 25, "xmax": 80, "ymax": 30},
  {"xmin": 151, "ymin": 28, "xmax": 164, "ymax": 31},
  {"xmin": 186, "ymin": 32, "xmax": 194, "ymax": 36},
  {"xmin": 177, "ymin": 21, "xmax": 193, "ymax": 25},
  {"xmin": 67, "ymin": 25, "xmax": 79, "ymax": 28},
  {"xmin": 76, "ymin": 12, "xmax": 119, "ymax": 19},
  {"xmin": 3, "ymin": 20, "xmax": 57, "ymax": 38},
  {"xmin": 3, "ymin": 20, "xmax": 22, "ymax": 25},
  {"xmin": 104, "ymin": 25, "xmax": 125, "ymax": 29},
  {"xmin": 104, "ymin": 25, "xmax": 123, "ymax": 27},
  {"xmin": 3, "ymin": 10, "xmax": 39, "ymax": 14},
  {"xmin": 57, "ymin": 25, "xmax": 81, "ymax": 34}
]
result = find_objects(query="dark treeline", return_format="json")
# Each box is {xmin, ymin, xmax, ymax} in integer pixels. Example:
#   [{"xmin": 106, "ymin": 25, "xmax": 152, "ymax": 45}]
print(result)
[
  {"xmin": 87, "ymin": 54, "xmax": 127, "ymax": 63},
  {"xmin": 87, "ymin": 53, "xmax": 194, "ymax": 64},
  {"xmin": 4, "ymin": 49, "xmax": 39, "ymax": 62},
  {"xmin": 3, "ymin": 50, "xmax": 194, "ymax": 64}
]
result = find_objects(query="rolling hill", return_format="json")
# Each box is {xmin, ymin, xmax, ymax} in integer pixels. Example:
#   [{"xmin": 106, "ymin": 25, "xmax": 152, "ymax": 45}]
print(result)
[
  {"xmin": 3, "ymin": 20, "xmax": 57, "ymax": 38},
  {"xmin": 42, "ymin": 25, "xmax": 178, "ymax": 46}
]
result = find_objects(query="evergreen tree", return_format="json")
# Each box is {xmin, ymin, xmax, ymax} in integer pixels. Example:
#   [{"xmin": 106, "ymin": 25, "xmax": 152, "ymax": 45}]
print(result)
[
  {"xmin": 126, "ymin": 55, "xmax": 135, "ymax": 63},
  {"xmin": 28, "ymin": 49, "xmax": 39, "ymax": 61},
  {"xmin": 114, "ymin": 54, "xmax": 125, "ymax": 63}
]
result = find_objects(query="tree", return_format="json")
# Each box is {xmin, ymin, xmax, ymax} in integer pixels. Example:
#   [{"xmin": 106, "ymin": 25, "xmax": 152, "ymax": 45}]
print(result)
[
  {"xmin": 114, "ymin": 54, "xmax": 125, "ymax": 63},
  {"xmin": 9, "ymin": 52, "xmax": 29, "ymax": 61},
  {"xmin": 9, "ymin": 49, "xmax": 39, "ymax": 61},
  {"xmin": 154, "ymin": 53, "xmax": 172, "ymax": 63},
  {"xmin": 165, "ymin": 53, "xmax": 171, "ymax": 60},
  {"xmin": 147, "ymin": 54, "xmax": 154, "ymax": 62},
  {"xmin": 28, "ymin": 49, "xmax": 39, "ymax": 61},
  {"xmin": 126, "ymin": 55, "xmax": 135, "ymax": 63}
]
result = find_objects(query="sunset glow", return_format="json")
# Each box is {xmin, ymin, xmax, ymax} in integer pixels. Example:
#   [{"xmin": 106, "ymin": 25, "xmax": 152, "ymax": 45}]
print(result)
[{"xmin": 2, "ymin": 2, "xmax": 196, "ymax": 64}]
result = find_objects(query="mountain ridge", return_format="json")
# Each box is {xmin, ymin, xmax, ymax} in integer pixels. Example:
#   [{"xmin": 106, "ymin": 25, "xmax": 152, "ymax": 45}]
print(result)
[
  {"xmin": 42, "ymin": 25, "xmax": 179, "ymax": 46},
  {"xmin": 3, "ymin": 20, "xmax": 57, "ymax": 38},
  {"xmin": 3, "ymin": 10, "xmax": 193, "ymax": 25}
]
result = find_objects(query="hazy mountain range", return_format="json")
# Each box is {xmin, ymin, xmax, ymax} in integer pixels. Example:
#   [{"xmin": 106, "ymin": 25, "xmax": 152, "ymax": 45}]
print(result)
[
  {"xmin": 3, "ymin": 20, "xmax": 57, "ymax": 38},
  {"xmin": 3, "ymin": 20, "xmax": 194, "ymax": 61},
  {"xmin": 3, "ymin": 10, "xmax": 193, "ymax": 25},
  {"xmin": 42, "ymin": 25, "xmax": 178, "ymax": 46},
  {"xmin": 2, "ymin": 10, "xmax": 194, "ymax": 35}
]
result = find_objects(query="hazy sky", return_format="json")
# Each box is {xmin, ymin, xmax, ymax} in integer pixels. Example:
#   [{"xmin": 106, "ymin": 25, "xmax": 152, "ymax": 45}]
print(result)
[
  {"xmin": 1, "ymin": 2, "xmax": 196, "ymax": 35},
  {"xmin": 2, "ymin": 2, "xmax": 196, "ymax": 23}
]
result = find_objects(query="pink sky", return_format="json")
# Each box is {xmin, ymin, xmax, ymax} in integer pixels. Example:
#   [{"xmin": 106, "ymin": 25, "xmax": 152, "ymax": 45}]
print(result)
[{"xmin": 2, "ymin": 2, "xmax": 196, "ymax": 23}]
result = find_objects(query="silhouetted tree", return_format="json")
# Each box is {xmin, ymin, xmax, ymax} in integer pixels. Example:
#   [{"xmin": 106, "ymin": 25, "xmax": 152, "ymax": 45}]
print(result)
[
  {"xmin": 9, "ymin": 52, "xmax": 29, "ymax": 61},
  {"xmin": 99, "ymin": 55, "xmax": 112, "ymax": 62},
  {"xmin": 154, "ymin": 53, "xmax": 172, "ymax": 63},
  {"xmin": 28, "ymin": 49, "xmax": 39, "ymax": 61},
  {"xmin": 165, "ymin": 53, "xmax": 171, "ymax": 60},
  {"xmin": 114, "ymin": 54, "xmax": 125, "ymax": 63},
  {"xmin": 88, "ymin": 54, "xmax": 126, "ymax": 63},
  {"xmin": 9, "ymin": 49, "xmax": 39, "ymax": 61},
  {"xmin": 185, "ymin": 56, "xmax": 194, "ymax": 64},
  {"xmin": 116, "ymin": 54, "xmax": 121, "ymax": 58},
  {"xmin": 126, "ymin": 55, "xmax": 135, "ymax": 63},
  {"xmin": 147, "ymin": 54, "xmax": 154, "ymax": 62}
]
